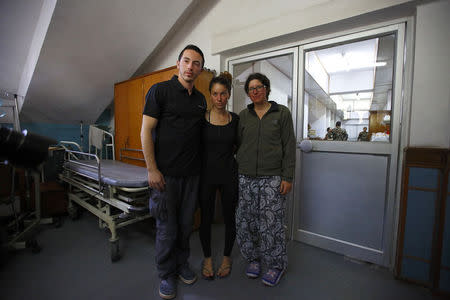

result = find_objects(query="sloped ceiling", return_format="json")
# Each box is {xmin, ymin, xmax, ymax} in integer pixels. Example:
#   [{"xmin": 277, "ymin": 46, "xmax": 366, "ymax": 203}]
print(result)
[
  {"xmin": 0, "ymin": 0, "xmax": 45, "ymax": 99},
  {"xmin": 18, "ymin": 0, "xmax": 193, "ymax": 124}
]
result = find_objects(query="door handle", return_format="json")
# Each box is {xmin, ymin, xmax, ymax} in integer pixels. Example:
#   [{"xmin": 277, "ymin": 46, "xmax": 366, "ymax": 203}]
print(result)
[{"xmin": 298, "ymin": 140, "xmax": 313, "ymax": 152}]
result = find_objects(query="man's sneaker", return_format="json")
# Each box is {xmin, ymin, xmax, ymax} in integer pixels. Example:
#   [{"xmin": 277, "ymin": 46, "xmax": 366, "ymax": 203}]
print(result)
[
  {"xmin": 159, "ymin": 276, "xmax": 176, "ymax": 299},
  {"xmin": 178, "ymin": 265, "xmax": 197, "ymax": 285},
  {"xmin": 246, "ymin": 261, "xmax": 261, "ymax": 278},
  {"xmin": 261, "ymin": 268, "xmax": 284, "ymax": 286}
]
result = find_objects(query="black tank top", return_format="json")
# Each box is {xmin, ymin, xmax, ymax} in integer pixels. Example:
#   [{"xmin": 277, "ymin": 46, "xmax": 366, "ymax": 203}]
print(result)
[{"xmin": 201, "ymin": 111, "xmax": 239, "ymax": 184}]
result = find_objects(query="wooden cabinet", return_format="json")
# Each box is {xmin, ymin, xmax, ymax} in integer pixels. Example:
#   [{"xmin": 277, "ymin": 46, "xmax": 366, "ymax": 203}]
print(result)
[{"xmin": 114, "ymin": 66, "xmax": 214, "ymax": 166}]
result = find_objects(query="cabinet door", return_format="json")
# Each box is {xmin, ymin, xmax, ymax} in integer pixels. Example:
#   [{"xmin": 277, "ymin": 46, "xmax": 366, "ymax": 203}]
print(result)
[
  {"xmin": 194, "ymin": 70, "xmax": 213, "ymax": 109},
  {"xmin": 127, "ymin": 79, "xmax": 144, "ymax": 150},
  {"xmin": 142, "ymin": 67, "xmax": 178, "ymax": 99},
  {"xmin": 142, "ymin": 67, "xmax": 213, "ymax": 107},
  {"xmin": 114, "ymin": 82, "xmax": 130, "ymax": 161},
  {"xmin": 114, "ymin": 78, "xmax": 143, "ymax": 165}
]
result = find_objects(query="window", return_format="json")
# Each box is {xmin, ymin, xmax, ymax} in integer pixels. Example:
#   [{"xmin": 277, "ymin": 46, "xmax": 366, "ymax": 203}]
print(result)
[
  {"xmin": 303, "ymin": 34, "xmax": 395, "ymax": 142},
  {"xmin": 231, "ymin": 54, "xmax": 294, "ymax": 114}
]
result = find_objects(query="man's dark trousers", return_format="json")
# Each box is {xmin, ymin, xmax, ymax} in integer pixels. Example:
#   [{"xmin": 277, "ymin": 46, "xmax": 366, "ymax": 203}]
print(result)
[{"xmin": 153, "ymin": 175, "xmax": 199, "ymax": 279}]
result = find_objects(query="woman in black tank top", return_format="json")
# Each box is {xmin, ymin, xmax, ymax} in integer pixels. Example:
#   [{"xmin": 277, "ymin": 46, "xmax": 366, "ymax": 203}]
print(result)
[{"xmin": 199, "ymin": 72, "xmax": 239, "ymax": 280}]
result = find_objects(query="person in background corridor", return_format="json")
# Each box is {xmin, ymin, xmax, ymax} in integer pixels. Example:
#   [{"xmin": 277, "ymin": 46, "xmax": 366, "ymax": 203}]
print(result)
[
  {"xmin": 324, "ymin": 127, "xmax": 333, "ymax": 140},
  {"xmin": 357, "ymin": 126, "xmax": 370, "ymax": 141},
  {"xmin": 331, "ymin": 121, "xmax": 348, "ymax": 141}
]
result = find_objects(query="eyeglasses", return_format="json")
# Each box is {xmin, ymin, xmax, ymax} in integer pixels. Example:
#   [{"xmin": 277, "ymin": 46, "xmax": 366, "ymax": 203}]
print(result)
[{"xmin": 248, "ymin": 85, "xmax": 265, "ymax": 93}]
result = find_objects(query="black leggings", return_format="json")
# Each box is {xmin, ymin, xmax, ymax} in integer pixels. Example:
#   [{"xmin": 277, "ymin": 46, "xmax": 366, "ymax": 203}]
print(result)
[{"xmin": 199, "ymin": 180, "xmax": 238, "ymax": 257}]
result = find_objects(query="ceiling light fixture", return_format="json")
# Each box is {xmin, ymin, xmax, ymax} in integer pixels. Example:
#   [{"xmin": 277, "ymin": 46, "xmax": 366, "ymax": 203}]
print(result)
[{"xmin": 325, "ymin": 51, "xmax": 387, "ymax": 73}]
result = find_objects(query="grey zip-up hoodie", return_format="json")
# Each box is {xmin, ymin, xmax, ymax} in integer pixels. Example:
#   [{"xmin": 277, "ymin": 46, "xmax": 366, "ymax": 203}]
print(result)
[{"xmin": 236, "ymin": 101, "xmax": 296, "ymax": 182}]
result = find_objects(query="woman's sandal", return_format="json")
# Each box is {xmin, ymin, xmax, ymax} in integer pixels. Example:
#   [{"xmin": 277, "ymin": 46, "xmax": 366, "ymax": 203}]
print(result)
[
  {"xmin": 217, "ymin": 256, "xmax": 232, "ymax": 279},
  {"xmin": 202, "ymin": 258, "xmax": 214, "ymax": 280}
]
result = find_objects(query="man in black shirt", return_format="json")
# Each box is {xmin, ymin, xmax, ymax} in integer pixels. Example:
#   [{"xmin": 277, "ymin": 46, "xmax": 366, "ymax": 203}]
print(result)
[{"xmin": 141, "ymin": 44, "xmax": 206, "ymax": 300}]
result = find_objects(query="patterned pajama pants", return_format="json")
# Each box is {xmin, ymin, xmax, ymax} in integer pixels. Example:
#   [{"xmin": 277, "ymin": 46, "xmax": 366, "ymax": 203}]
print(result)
[{"xmin": 236, "ymin": 175, "xmax": 287, "ymax": 270}]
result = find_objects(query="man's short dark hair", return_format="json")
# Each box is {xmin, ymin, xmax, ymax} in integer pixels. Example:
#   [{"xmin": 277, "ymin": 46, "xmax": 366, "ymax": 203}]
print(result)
[
  {"xmin": 244, "ymin": 73, "xmax": 271, "ymax": 98},
  {"xmin": 336, "ymin": 121, "xmax": 341, "ymax": 127},
  {"xmin": 178, "ymin": 44, "xmax": 205, "ymax": 68}
]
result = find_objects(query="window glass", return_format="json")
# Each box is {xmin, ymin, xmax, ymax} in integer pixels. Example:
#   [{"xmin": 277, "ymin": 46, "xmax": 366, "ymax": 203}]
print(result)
[
  {"xmin": 303, "ymin": 34, "xmax": 395, "ymax": 142},
  {"xmin": 232, "ymin": 54, "xmax": 294, "ymax": 114},
  {"xmin": 0, "ymin": 104, "xmax": 15, "ymax": 129}
]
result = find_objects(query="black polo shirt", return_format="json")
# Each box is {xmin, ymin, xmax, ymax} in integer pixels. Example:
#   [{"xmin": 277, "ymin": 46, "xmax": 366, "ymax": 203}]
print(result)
[{"xmin": 143, "ymin": 75, "xmax": 206, "ymax": 176}]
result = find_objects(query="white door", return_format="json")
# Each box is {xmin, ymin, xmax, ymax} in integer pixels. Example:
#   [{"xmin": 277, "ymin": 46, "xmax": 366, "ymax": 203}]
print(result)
[{"xmin": 293, "ymin": 24, "xmax": 405, "ymax": 266}]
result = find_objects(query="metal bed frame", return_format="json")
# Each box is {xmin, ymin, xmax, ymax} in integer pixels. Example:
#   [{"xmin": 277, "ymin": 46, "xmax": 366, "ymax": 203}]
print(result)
[{"xmin": 58, "ymin": 139, "xmax": 151, "ymax": 262}]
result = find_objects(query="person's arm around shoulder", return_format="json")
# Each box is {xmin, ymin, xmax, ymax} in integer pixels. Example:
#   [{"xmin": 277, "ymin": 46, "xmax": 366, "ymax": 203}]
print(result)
[
  {"xmin": 232, "ymin": 112, "xmax": 240, "ymax": 153},
  {"xmin": 236, "ymin": 109, "xmax": 247, "ymax": 149},
  {"xmin": 141, "ymin": 115, "xmax": 165, "ymax": 191}
]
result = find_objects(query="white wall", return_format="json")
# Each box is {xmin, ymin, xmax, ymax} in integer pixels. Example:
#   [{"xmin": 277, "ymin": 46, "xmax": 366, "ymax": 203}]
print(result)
[
  {"xmin": 141, "ymin": 0, "xmax": 413, "ymax": 74},
  {"xmin": 308, "ymin": 96, "xmax": 327, "ymax": 138},
  {"xmin": 17, "ymin": 0, "xmax": 56, "ymax": 110},
  {"xmin": 211, "ymin": 0, "xmax": 412, "ymax": 53},
  {"xmin": 409, "ymin": 0, "xmax": 450, "ymax": 148},
  {"xmin": 138, "ymin": 1, "xmax": 221, "ymax": 74},
  {"xmin": 0, "ymin": 0, "xmax": 55, "ymax": 110},
  {"xmin": 306, "ymin": 53, "xmax": 329, "ymax": 93},
  {"xmin": 304, "ymin": 93, "xmax": 309, "ymax": 138},
  {"xmin": 260, "ymin": 61, "xmax": 291, "ymax": 108}
]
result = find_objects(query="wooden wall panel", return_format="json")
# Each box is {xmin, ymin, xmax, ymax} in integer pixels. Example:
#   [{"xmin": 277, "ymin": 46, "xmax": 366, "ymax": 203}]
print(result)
[{"xmin": 369, "ymin": 110, "xmax": 390, "ymax": 134}]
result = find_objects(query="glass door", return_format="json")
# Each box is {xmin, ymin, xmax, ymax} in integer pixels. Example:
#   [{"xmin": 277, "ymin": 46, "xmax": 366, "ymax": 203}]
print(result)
[{"xmin": 294, "ymin": 24, "xmax": 405, "ymax": 266}]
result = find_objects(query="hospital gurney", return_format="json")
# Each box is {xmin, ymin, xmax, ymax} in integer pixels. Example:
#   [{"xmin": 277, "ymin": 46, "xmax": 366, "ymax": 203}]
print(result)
[{"xmin": 58, "ymin": 131, "xmax": 151, "ymax": 262}]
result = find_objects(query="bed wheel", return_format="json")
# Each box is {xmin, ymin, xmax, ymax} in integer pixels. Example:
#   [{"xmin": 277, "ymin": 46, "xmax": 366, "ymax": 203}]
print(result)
[
  {"xmin": 17, "ymin": 220, "xmax": 25, "ymax": 232},
  {"xmin": 27, "ymin": 239, "xmax": 42, "ymax": 254},
  {"xmin": 68, "ymin": 205, "xmax": 80, "ymax": 220},
  {"xmin": 53, "ymin": 216, "xmax": 62, "ymax": 228},
  {"xmin": 110, "ymin": 241, "xmax": 121, "ymax": 262}
]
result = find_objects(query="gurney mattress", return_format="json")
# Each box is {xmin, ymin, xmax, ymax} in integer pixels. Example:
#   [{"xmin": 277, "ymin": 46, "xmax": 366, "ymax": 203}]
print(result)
[{"xmin": 64, "ymin": 160, "xmax": 148, "ymax": 188}]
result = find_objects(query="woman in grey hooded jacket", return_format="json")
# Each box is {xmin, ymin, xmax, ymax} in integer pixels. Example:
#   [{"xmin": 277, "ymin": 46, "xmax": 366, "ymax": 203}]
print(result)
[{"xmin": 236, "ymin": 72, "xmax": 296, "ymax": 287}]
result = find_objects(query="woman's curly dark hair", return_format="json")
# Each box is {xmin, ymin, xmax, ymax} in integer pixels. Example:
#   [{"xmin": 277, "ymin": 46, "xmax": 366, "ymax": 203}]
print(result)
[{"xmin": 209, "ymin": 71, "xmax": 232, "ymax": 94}]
